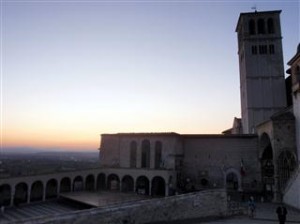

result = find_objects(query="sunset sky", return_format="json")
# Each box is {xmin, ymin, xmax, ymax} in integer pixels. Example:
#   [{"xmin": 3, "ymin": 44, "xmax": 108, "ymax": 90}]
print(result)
[{"xmin": 1, "ymin": 0, "xmax": 299, "ymax": 151}]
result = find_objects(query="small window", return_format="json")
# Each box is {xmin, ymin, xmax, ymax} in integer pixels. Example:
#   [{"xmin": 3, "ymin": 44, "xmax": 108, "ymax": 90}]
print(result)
[
  {"xmin": 269, "ymin": 45, "xmax": 275, "ymax": 54},
  {"xmin": 249, "ymin": 19, "xmax": 256, "ymax": 35},
  {"xmin": 154, "ymin": 141, "xmax": 162, "ymax": 169},
  {"xmin": 201, "ymin": 178, "xmax": 208, "ymax": 187},
  {"xmin": 267, "ymin": 18, "xmax": 275, "ymax": 34},
  {"xmin": 141, "ymin": 139, "xmax": 150, "ymax": 168},
  {"xmin": 259, "ymin": 45, "xmax": 268, "ymax": 54},
  {"xmin": 257, "ymin": 19, "xmax": 265, "ymax": 34},
  {"xmin": 252, "ymin": 45, "xmax": 257, "ymax": 55},
  {"xmin": 130, "ymin": 141, "xmax": 137, "ymax": 168}
]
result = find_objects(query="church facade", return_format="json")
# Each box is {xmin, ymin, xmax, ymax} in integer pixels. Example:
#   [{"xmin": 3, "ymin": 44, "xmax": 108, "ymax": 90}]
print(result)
[{"xmin": 99, "ymin": 10, "xmax": 300, "ymax": 206}]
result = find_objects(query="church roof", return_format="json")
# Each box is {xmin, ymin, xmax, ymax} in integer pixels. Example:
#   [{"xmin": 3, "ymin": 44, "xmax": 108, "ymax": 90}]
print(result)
[
  {"xmin": 287, "ymin": 43, "xmax": 300, "ymax": 65},
  {"xmin": 101, "ymin": 132, "xmax": 181, "ymax": 137},
  {"xmin": 101, "ymin": 132, "xmax": 257, "ymax": 139}
]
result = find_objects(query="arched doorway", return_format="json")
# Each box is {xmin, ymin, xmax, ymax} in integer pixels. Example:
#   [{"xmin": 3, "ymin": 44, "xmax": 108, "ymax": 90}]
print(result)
[
  {"xmin": 136, "ymin": 176, "xmax": 149, "ymax": 195},
  {"xmin": 278, "ymin": 150, "xmax": 297, "ymax": 190},
  {"xmin": 30, "ymin": 181, "xmax": 43, "ymax": 202},
  {"xmin": 107, "ymin": 174, "xmax": 120, "ymax": 191},
  {"xmin": 73, "ymin": 176, "xmax": 84, "ymax": 191},
  {"xmin": 60, "ymin": 177, "xmax": 71, "ymax": 193},
  {"xmin": 46, "ymin": 179, "xmax": 58, "ymax": 199},
  {"xmin": 97, "ymin": 173, "xmax": 106, "ymax": 190},
  {"xmin": 226, "ymin": 172, "xmax": 239, "ymax": 190},
  {"xmin": 260, "ymin": 133, "xmax": 274, "ymax": 201},
  {"xmin": 14, "ymin": 182, "xmax": 28, "ymax": 206},
  {"xmin": 151, "ymin": 176, "xmax": 165, "ymax": 196},
  {"xmin": 85, "ymin": 175, "xmax": 95, "ymax": 191},
  {"xmin": 0, "ymin": 184, "xmax": 11, "ymax": 206},
  {"xmin": 121, "ymin": 175, "xmax": 134, "ymax": 192}
]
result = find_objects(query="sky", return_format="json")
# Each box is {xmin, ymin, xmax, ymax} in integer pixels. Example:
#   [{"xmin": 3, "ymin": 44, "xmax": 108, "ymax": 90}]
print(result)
[{"xmin": 1, "ymin": 0, "xmax": 299, "ymax": 151}]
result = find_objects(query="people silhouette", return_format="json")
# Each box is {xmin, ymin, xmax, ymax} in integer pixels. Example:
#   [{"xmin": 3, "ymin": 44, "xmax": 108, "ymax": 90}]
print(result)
[{"xmin": 276, "ymin": 204, "xmax": 287, "ymax": 224}]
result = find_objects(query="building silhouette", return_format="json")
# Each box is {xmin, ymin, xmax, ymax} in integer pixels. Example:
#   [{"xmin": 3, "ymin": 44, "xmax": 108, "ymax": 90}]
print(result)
[
  {"xmin": 236, "ymin": 10, "xmax": 287, "ymax": 134},
  {"xmin": 0, "ymin": 9, "xmax": 299, "ymax": 217}
]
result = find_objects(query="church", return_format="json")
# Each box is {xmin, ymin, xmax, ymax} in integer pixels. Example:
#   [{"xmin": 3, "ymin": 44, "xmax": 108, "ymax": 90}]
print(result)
[{"xmin": 99, "ymin": 10, "xmax": 300, "ymax": 208}]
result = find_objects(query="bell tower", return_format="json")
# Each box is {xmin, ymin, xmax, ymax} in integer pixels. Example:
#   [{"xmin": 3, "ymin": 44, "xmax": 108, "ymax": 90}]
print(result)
[{"xmin": 236, "ymin": 10, "xmax": 287, "ymax": 134}]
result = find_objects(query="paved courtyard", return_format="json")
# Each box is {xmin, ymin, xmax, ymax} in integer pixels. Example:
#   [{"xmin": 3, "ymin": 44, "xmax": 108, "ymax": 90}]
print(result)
[
  {"xmin": 200, "ymin": 202, "xmax": 300, "ymax": 224},
  {"xmin": 60, "ymin": 191, "xmax": 150, "ymax": 207}
]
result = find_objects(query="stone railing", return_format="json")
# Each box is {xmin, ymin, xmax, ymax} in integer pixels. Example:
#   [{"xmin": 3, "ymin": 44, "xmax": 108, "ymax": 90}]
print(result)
[
  {"xmin": 5, "ymin": 189, "xmax": 227, "ymax": 224},
  {"xmin": 227, "ymin": 201, "xmax": 247, "ymax": 216}
]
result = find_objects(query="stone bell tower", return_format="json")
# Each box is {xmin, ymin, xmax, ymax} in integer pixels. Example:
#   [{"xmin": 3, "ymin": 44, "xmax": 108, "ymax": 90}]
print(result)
[{"xmin": 236, "ymin": 10, "xmax": 287, "ymax": 134}]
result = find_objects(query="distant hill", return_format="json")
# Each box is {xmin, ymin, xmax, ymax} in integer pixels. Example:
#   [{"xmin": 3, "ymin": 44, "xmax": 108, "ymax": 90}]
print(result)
[
  {"xmin": 1, "ymin": 147, "xmax": 49, "ymax": 154},
  {"xmin": 1, "ymin": 147, "xmax": 97, "ymax": 154}
]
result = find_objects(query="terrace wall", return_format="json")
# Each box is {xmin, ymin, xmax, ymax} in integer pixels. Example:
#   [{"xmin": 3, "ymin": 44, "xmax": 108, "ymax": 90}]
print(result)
[{"xmin": 11, "ymin": 189, "xmax": 227, "ymax": 224}]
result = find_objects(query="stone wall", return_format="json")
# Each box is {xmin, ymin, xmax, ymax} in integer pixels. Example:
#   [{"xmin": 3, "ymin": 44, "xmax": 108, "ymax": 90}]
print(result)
[
  {"xmin": 283, "ymin": 167, "xmax": 300, "ymax": 209},
  {"xmin": 294, "ymin": 93, "xmax": 300, "ymax": 163},
  {"xmin": 99, "ymin": 133, "xmax": 183, "ymax": 170},
  {"xmin": 182, "ymin": 135, "xmax": 260, "ymax": 191},
  {"xmin": 13, "ymin": 189, "xmax": 227, "ymax": 224}
]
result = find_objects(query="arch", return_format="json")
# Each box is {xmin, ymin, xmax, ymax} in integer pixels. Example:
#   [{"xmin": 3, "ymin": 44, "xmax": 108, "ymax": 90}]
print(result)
[
  {"xmin": 30, "ymin": 181, "xmax": 43, "ymax": 202},
  {"xmin": 121, "ymin": 175, "xmax": 134, "ymax": 192},
  {"xmin": 151, "ymin": 176, "xmax": 165, "ymax": 196},
  {"xmin": 141, "ymin": 139, "xmax": 150, "ymax": 168},
  {"xmin": 155, "ymin": 141, "xmax": 162, "ymax": 169},
  {"xmin": 107, "ymin": 174, "xmax": 120, "ymax": 190},
  {"xmin": 85, "ymin": 174, "xmax": 95, "ymax": 191},
  {"xmin": 0, "ymin": 184, "xmax": 11, "ymax": 206},
  {"xmin": 14, "ymin": 182, "xmax": 28, "ymax": 206},
  {"xmin": 130, "ymin": 141, "xmax": 137, "ymax": 168},
  {"xmin": 60, "ymin": 177, "xmax": 71, "ymax": 193},
  {"xmin": 73, "ymin": 176, "xmax": 84, "ymax": 191},
  {"xmin": 259, "ymin": 133, "xmax": 273, "ymax": 159},
  {"xmin": 225, "ymin": 172, "xmax": 239, "ymax": 190},
  {"xmin": 200, "ymin": 178, "xmax": 209, "ymax": 187},
  {"xmin": 136, "ymin": 176, "xmax": 149, "ymax": 195},
  {"xmin": 257, "ymin": 19, "xmax": 265, "ymax": 34},
  {"xmin": 277, "ymin": 150, "xmax": 297, "ymax": 190},
  {"xmin": 260, "ymin": 133, "xmax": 274, "ymax": 201},
  {"xmin": 249, "ymin": 19, "xmax": 256, "ymax": 35},
  {"xmin": 267, "ymin": 18, "xmax": 275, "ymax": 34},
  {"xmin": 97, "ymin": 173, "xmax": 106, "ymax": 190},
  {"xmin": 46, "ymin": 179, "xmax": 58, "ymax": 199}
]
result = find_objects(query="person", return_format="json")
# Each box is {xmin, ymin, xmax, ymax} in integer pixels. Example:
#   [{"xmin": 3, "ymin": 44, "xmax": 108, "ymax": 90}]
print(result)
[
  {"xmin": 248, "ymin": 196, "xmax": 256, "ymax": 218},
  {"xmin": 276, "ymin": 204, "xmax": 287, "ymax": 224}
]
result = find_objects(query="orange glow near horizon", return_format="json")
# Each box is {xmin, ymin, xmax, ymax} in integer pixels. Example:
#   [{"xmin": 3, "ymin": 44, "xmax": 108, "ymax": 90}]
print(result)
[
  {"xmin": 2, "ymin": 119, "xmax": 229, "ymax": 151},
  {"xmin": 2, "ymin": 137, "xmax": 99, "ymax": 151},
  {"xmin": 1, "ymin": 1, "xmax": 298, "ymax": 152},
  {"xmin": 2, "ymin": 128, "xmax": 100, "ymax": 151},
  {"xmin": 2, "ymin": 103, "xmax": 233, "ymax": 151}
]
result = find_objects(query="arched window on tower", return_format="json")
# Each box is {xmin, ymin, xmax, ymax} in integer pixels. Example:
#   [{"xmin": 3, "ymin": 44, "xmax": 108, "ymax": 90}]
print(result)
[
  {"xmin": 257, "ymin": 19, "xmax": 265, "ymax": 34},
  {"xmin": 141, "ymin": 140, "xmax": 150, "ymax": 168},
  {"xmin": 155, "ymin": 141, "xmax": 162, "ymax": 169},
  {"xmin": 130, "ymin": 141, "xmax": 137, "ymax": 168},
  {"xmin": 249, "ymin": 19, "xmax": 256, "ymax": 35},
  {"xmin": 267, "ymin": 18, "xmax": 275, "ymax": 34}
]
